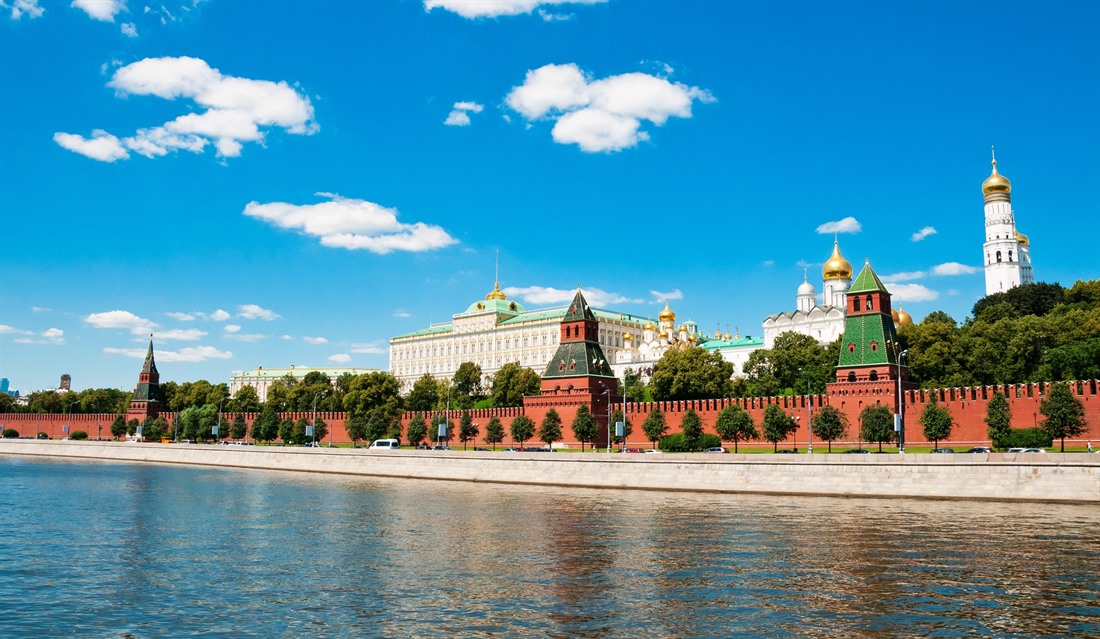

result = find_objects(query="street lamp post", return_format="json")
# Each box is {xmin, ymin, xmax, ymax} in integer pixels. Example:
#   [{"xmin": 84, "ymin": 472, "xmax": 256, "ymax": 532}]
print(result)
[
  {"xmin": 806, "ymin": 379, "xmax": 813, "ymax": 455},
  {"xmin": 217, "ymin": 398, "xmax": 225, "ymax": 442},
  {"xmin": 603, "ymin": 388, "xmax": 611, "ymax": 453}
]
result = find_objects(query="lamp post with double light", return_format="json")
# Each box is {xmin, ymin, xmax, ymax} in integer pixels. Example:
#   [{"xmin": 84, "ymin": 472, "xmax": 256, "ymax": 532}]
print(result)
[{"xmin": 887, "ymin": 341, "xmax": 909, "ymax": 453}]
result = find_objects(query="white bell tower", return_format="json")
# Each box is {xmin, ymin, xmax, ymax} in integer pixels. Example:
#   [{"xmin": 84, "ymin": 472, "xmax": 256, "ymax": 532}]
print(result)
[{"xmin": 982, "ymin": 149, "xmax": 1034, "ymax": 296}]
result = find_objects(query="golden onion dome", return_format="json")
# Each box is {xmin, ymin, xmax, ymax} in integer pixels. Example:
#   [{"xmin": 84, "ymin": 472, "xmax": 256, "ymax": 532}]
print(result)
[
  {"xmin": 485, "ymin": 281, "xmax": 507, "ymax": 300},
  {"xmin": 688, "ymin": 333, "xmax": 697, "ymax": 343},
  {"xmin": 1015, "ymin": 230, "xmax": 1029, "ymax": 246},
  {"xmin": 891, "ymin": 308, "xmax": 900, "ymax": 325},
  {"xmin": 678, "ymin": 323, "xmax": 686, "ymax": 333},
  {"xmin": 724, "ymin": 331, "xmax": 732, "ymax": 340},
  {"xmin": 822, "ymin": 240, "xmax": 853, "ymax": 281},
  {"xmin": 624, "ymin": 332, "xmax": 633, "ymax": 342},
  {"xmin": 898, "ymin": 306, "xmax": 913, "ymax": 327},
  {"xmin": 658, "ymin": 303, "xmax": 675, "ymax": 322},
  {"xmin": 714, "ymin": 328, "xmax": 722, "ymax": 339},
  {"xmin": 982, "ymin": 158, "xmax": 1012, "ymax": 196},
  {"xmin": 644, "ymin": 319, "xmax": 656, "ymax": 331}
]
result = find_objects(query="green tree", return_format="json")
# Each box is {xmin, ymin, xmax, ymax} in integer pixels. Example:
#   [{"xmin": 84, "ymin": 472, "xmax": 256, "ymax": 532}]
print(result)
[
  {"xmin": 452, "ymin": 362, "xmax": 484, "ymax": 409},
  {"xmin": 621, "ymin": 369, "xmax": 648, "ymax": 403},
  {"xmin": 365, "ymin": 409, "xmax": 389, "ymax": 443},
  {"xmin": 972, "ymin": 281, "xmax": 1065, "ymax": 321},
  {"xmin": 810, "ymin": 405, "xmax": 848, "ymax": 453},
  {"xmin": 230, "ymin": 385, "xmax": 261, "ymax": 413},
  {"xmin": 610, "ymin": 409, "xmax": 634, "ymax": 447},
  {"xmin": 984, "ymin": 392, "xmax": 1012, "ymax": 449},
  {"xmin": 110, "ymin": 414, "xmax": 128, "ymax": 440},
  {"xmin": 145, "ymin": 416, "xmax": 169, "ymax": 442},
  {"xmin": 345, "ymin": 412, "xmax": 368, "ymax": 446},
  {"xmin": 231, "ymin": 413, "xmax": 248, "ymax": 440},
  {"xmin": 570, "ymin": 404, "xmax": 597, "ymax": 451},
  {"xmin": 919, "ymin": 395, "xmax": 955, "ymax": 449},
  {"xmin": 641, "ymin": 408, "xmax": 668, "ymax": 449},
  {"xmin": 484, "ymin": 416, "xmax": 505, "ymax": 450},
  {"xmin": 251, "ymin": 403, "xmax": 279, "ymax": 443},
  {"xmin": 277, "ymin": 418, "xmax": 295, "ymax": 445},
  {"xmin": 290, "ymin": 417, "xmax": 312, "ymax": 446},
  {"xmin": 680, "ymin": 408, "xmax": 704, "ymax": 451},
  {"xmin": 510, "ymin": 415, "xmax": 535, "ymax": 448},
  {"xmin": 406, "ymin": 415, "xmax": 427, "ymax": 447},
  {"xmin": 127, "ymin": 419, "xmax": 140, "ymax": 436},
  {"xmin": 1039, "ymin": 382, "xmax": 1086, "ymax": 452},
  {"xmin": 860, "ymin": 404, "xmax": 895, "ymax": 452},
  {"xmin": 406, "ymin": 374, "xmax": 441, "ymax": 412},
  {"xmin": 762, "ymin": 404, "xmax": 798, "ymax": 452},
  {"xmin": 491, "ymin": 362, "xmax": 541, "ymax": 408},
  {"xmin": 178, "ymin": 404, "xmax": 219, "ymax": 442},
  {"xmin": 343, "ymin": 372, "xmax": 405, "ymax": 424},
  {"xmin": 432, "ymin": 417, "xmax": 454, "ymax": 444},
  {"xmin": 538, "ymin": 408, "xmax": 563, "ymax": 448},
  {"xmin": 387, "ymin": 417, "xmax": 404, "ymax": 443},
  {"xmin": 458, "ymin": 410, "xmax": 479, "ymax": 450},
  {"xmin": 650, "ymin": 348, "xmax": 734, "ymax": 400},
  {"xmin": 714, "ymin": 404, "xmax": 757, "ymax": 453}
]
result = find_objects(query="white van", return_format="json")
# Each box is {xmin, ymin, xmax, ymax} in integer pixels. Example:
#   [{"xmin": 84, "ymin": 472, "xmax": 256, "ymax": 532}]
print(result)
[{"xmin": 368, "ymin": 439, "xmax": 400, "ymax": 450}]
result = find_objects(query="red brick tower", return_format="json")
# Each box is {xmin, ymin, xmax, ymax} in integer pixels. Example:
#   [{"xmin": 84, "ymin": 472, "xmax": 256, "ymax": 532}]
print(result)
[{"xmin": 126, "ymin": 338, "xmax": 163, "ymax": 422}]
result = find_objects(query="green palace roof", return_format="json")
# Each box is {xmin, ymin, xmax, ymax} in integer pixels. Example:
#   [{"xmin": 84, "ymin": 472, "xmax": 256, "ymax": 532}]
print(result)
[
  {"xmin": 392, "ymin": 305, "xmax": 651, "ymax": 340},
  {"xmin": 699, "ymin": 335, "xmax": 765, "ymax": 350}
]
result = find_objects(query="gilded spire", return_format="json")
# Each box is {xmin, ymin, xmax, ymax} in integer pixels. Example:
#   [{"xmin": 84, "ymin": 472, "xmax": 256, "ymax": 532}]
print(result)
[
  {"xmin": 822, "ymin": 239, "xmax": 853, "ymax": 281},
  {"xmin": 982, "ymin": 146, "xmax": 1012, "ymax": 200}
]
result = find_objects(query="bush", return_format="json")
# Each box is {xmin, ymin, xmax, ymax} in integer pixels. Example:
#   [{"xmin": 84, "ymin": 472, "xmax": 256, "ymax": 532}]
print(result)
[
  {"xmin": 69, "ymin": 430, "xmax": 88, "ymax": 441},
  {"xmin": 659, "ymin": 432, "xmax": 721, "ymax": 452},
  {"xmin": 2, "ymin": 428, "xmax": 18, "ymax": 439},
  {"xmin": 36, "ymin": 432, "xmax": 48, "ymax": 439},
  {"xmin": 997, "ymin": 427, "xmax": 1053, "ymax": 450}
]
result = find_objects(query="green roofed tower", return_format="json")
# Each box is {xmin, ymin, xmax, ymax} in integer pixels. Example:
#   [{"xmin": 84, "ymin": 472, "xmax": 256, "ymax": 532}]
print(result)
[
  {"xmin": 834, "ymin": 260, "xmax": 905, "ymax": 379},
  {"xmin": 127, "ymin": 338, "xmax": 163, "ymax": 422}
]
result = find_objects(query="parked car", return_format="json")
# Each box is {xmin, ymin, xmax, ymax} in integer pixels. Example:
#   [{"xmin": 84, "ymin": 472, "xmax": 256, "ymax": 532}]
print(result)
[
  {"xmin": 644, "ymin": 449, "xmax": 663, "ymax": 454},
  {"xmin": 368, "ymin": 439, "xmax": 400, "ymax": 450},
  {"xmin": 844, "ymin": 449, "xmax": 870, "ymax": 454},
  {"xmin": 775, "ymin": 449, "xmax": 798, "ymax": 454},
  {"xmin": 432, "ymin": 445, "xmax": 453, "ymax": 451},
  {"xmin": 965, "ymin": 447, "xmax": 992, "ymax": 453},
  {"xmin": 703, "ymin": 447, "xmax": 727, "ymax": 454},
  {"xmin": 1022, "ymin": 448, "xmax": 1046, "ymax": 453},
  {"xmin": 621, "ymin": 448, "xmax": 645, "ymax": 454},
  {"xmin": 930, "ymin": 448, "xmax": 955, "ymax": 453}
]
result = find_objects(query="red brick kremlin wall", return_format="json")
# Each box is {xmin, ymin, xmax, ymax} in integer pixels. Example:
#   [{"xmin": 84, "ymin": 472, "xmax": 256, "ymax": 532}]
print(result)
[{"xmin": 4, "ymin": 380, "xmax": 1097, "ymax": 447}]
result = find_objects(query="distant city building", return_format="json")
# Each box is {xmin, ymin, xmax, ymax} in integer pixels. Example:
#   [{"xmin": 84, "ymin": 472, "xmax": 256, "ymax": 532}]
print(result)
[
  {"xmin": 982, "ymin": 151, "xmax": 1034, "ymax": 295},
  {"xmin": 59, "ymin": 374, "xmax": 71, "ymax": 391},
  {"xmin": 229, "ymin": 365, "xmax": 380, "ymax": 403},
  {"xmin": 611, "ymin": 303, "xmax": 710, "ymax": 382},
  {"xmin": 1, "ymin": 377, "xmax": 18, "ymax": 397},
  {"xmin": 389, "ymin": 281, "xmax": 651, "ymax": 390}
]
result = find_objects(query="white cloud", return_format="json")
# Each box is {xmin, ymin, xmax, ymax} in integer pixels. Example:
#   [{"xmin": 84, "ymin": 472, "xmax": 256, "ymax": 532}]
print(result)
[
  {"xmin": 393, "ymin": 309, "xmax": 411, "ymax": 318},
  {"xmin": 84, "ymin": 310, "xmax": 156, "ymax": 335},
  {"xmin": 932, "ymin": 262, "xmax": 981, "ymax": 276},
  {"xmin": 224, "ymin": 324, "xmax": 241, "ymax": 333},
  {"xmin": 31, "ymin": 306, "xmax": 52, "ymax": 312},
  {"xmin": 2, "ymin": 0, "xmax": 45, "ymax": 19},
  {"xmin": 41, "ymin": 328, "xmax": 65, "ymax": 344},
  {"xmin": 280, "ymin": 334, "xmax": 293, "ymax": 340},
  {"xmin": 762, "ymin": 259, "xmax": 775, "ymax": 267},
  {"xmin": 71, "ymin": 0, "xmax": 124, "ymax": 22},
  {"xmin": 444, "ymin": 101, "xmax": 484, "ymax": 127},
  {"xmin": 815, "ymin": 217, "xmax": 862, "ymax": 234},
  {"xmin": 650, "ymin": 289, "xmax": 683, "ymax": 303},
  {"xmin": 166, "ymin": 311, "xmax": 195, "ymax": 321},
  {"xmin": 0, "ymin": 324, "xmax": 33, "ymax": 335},
  {"xmin": 104, "ymin": 344, "xmax": 233, "ymax": 363},
  {"xmin": 537, "ymin": 8, "xmax": 573, "ymax": 21},
  {"xmin": 209, "ymin": 309, "xmax": 230, "ymax": 321},
  {"xmin": 911, "ymin": 226, "xmax": 937, "ymax": 242},
  {"xmin": 351, "ymin": 342, "xmax": 386, "ymax": 355},
  {"xmin": 328, "ymin": 353, "xmax": 352, "ymax": 363},
  {"xmin": 887, "ymin": 283, "xmax": 939, "ymax": 303},
  {"xmin": 15, "ymin": 327, "xmax": 65, "ymax": 345},
  {"xmin": 237, "ymin": 304, "xmax": 280, "ymax": 321},
  {"xmin": 882, "ymin": 271, "xmax": 926, "ymax": 283},
  {"xmin": 504, "ymin": 285, "xmax": 643, "ymax": 307},
  {"xmin": 244, "ymin": 192, "xmax": 458, "ymax": 255},
  {"xmin": 56, "ymin": 56, "xmax": 317, "ymax": 162},
  {"xmin": 53, "ymin": 130, "xmax": 129, "ymax": 162},
  {"xmin": 157, "ymin": 328, "xmax": 207, "ymax": 341},
  {"xmin": 424, "ymin": 0, "xmax": 605, "ymax": 19},
  {"xmin": 505, "ymin": 63, "xmax": 713, "ymax": 152},
  {"xmin": 120, "ymin": 21, "xmax": 136, "ymax": 37},
  {"xmin": 224, "ymin": 333, "xmax": 265, "ymax": 342},
  {"xmin": 303, "ymin": 336, "xmax": 328, "ymax": 345}
]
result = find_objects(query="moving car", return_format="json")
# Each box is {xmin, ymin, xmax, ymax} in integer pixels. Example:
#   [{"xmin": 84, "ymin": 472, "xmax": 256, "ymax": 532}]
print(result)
[
  {"xmin": 703, "ymin": 447, "xmax": 727, "ymax": 454},
  {"xmin": 368, "ymin": 439, "xmax": 400, "ymax": 450},
  {"xmin": 930, "ymin": 448, "xmax": 955, "ymax": 453},
  {"xmin": 844, "ymin": 449, "xmax": 870, "ymax": 454},
  {"xmin": 965, "ymin": 447, "xmax": 992, "ymax": 453}
]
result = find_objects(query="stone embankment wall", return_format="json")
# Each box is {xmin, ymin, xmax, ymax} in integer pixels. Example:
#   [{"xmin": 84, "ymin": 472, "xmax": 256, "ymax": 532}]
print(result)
[{"xmin": 3, "ymin": 440, "xmax": 1097, "ymax": 504}]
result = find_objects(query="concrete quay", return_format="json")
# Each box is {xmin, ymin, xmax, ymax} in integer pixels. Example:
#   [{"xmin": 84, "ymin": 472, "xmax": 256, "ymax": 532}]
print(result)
[{"xmin": 2, "ymin": 440, "xmax": 1098, "ymax": 504}]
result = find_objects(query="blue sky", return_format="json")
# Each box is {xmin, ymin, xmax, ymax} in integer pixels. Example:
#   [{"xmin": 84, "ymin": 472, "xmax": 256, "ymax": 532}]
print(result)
[{"xmin": 2, "ymin": 0, "xmax": 1098, "ymax": 393}]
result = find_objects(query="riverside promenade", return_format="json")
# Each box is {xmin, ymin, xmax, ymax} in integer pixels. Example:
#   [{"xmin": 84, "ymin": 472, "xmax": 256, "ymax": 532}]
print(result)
[{"xmin": 3, "ymin": 439, "xmax": 1098, "ymax": 504}]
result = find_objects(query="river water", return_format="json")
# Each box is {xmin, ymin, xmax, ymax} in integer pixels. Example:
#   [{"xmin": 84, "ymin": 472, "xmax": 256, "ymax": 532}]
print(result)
[{"xmin": 0, "ymin": 457, "xmax": 1097, "ymax": 638}]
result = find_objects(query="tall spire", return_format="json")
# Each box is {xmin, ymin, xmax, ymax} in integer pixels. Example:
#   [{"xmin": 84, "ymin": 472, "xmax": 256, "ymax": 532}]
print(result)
[{"xmin": 142, "ymin": 336, "xmax": 158, "ymax": 375}]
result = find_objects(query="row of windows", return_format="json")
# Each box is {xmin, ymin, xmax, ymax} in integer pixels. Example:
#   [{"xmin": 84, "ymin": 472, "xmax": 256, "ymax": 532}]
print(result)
[
  {"xmin": 393, "ymin": 323, "xmax": 636, "ymax": 362},
  {"xmin": 989, "ymin": 249, "xmax": 1015, "ymax": 264}
]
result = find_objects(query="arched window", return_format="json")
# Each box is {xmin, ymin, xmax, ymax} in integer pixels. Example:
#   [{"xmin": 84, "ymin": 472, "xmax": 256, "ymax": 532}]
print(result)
[
  {"xmin": 848, "ymin": 343, "xmax": 856, "ymax": 353},
  {"xmin": 1008, "ymin": 250, "xmax": 1014, "ymax": 262},
  {"xmin": 853, "ymin": 297, "xmax": 861, "ymax": 312},
  {"xmin": 847, "ymin": 371, "xmax": 857, "ymax": 382},
  {"xmin": 870, "ymin": 341, "xmax": 878, "ymax": 352},
  {"xmin": 869, "ymin": 370, "xmax": 879, "ymax": 381},
  {"xmin": 866, "ymin": 295, "xmax": 874, "ymax": 310},
  {"xmin": 996, "ymin": 250, "xmax": 1002, "ymax": 263}
]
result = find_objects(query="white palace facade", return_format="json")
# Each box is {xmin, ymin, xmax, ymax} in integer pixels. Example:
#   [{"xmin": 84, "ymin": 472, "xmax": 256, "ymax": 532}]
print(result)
[{"xmin": 389, "ymin": 282, "xmax": 651, "ymax": 390}]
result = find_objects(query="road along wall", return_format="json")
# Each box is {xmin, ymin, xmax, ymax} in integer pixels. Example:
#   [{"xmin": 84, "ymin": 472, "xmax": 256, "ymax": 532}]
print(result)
[{"xmin": 3, "ymin": 440, "xmax": 1098, "ymax": 504}]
